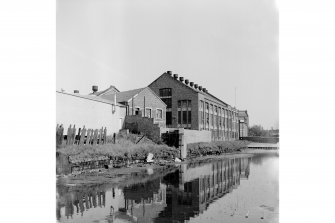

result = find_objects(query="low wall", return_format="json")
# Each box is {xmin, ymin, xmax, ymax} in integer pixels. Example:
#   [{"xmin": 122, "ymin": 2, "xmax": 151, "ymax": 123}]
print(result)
[
  {"xmin": 182, "ymin": 129, "xmax": 212, "ymax": 144},
  {"xmin": 240, "ymin": 136, "xmax": 279, "ymax": 143},
  {"xmin": 180, "ymin": 129, "xmax": 211, "ymax": 159},
  {"xmin": 124, "ymin": 115, "xmax": 161, "ymax": 142}
]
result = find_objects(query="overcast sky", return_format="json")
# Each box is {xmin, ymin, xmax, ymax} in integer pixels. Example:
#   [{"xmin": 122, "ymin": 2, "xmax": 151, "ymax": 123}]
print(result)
[{"xmin": 57, "ymin": 0, "xmax": 278, "ymax": 129}]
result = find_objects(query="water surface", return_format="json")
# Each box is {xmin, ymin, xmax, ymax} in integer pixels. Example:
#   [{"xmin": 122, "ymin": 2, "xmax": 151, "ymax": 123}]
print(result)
[{"xmin": 57, "ymin": 150, "xmax": 279, "ymax": 223}]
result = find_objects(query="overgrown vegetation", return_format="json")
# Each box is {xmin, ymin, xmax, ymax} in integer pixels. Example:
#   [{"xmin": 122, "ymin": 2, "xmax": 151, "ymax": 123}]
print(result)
[
  {"xmin": 187, "ymin": 140, "xmax": 250, "ymax": 158},
  {"xmin": 57, "ymin": 133, "xmax": 179, "ymax": 162}
]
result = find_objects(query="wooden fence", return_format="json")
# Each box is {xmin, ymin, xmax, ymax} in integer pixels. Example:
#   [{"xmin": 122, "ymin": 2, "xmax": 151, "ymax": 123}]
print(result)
[{"xmin": 56, "ymin": 124, "xmax": 108, "ymax": 147}]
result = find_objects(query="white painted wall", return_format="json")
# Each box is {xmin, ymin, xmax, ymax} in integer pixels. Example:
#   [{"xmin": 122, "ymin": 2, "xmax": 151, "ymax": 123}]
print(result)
[{"xmin": 56, "ymin": 92, "xmax": 126, "ymax": 135}]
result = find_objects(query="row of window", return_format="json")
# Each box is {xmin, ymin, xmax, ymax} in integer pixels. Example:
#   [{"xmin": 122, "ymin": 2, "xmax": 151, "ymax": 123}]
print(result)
[
  {"xmin": 131, "ymin": 107, "xmax": 163, "ymax": 119},
  {"xmin": 200, "ymin": 100, "xmax": 238, "ymax": 130}
]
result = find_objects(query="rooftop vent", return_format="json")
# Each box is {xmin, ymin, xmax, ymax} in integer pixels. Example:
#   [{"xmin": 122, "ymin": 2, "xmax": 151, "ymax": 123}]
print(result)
[
  {"xmin": 92, "ymin": 85, "xmax": 98, "ymax": 93},
  {"xmin": 179, "ymin": 77, "xmax": 184, "ymax": 82},
  {"xmin": 167, "ymin": 71, "xmax": 172, "ymax": 75},
  {"xmin": 173, "ymin": 74, "xmax": 178, "ymax": 79},
  {"xmin": 73, "ymin": 90, "xmax": 79, "ymax": 94},
  {"xmin": 199, "ymin": 86, "xmax": 203, "ymax": 90},
  {"xmin": 190, "ymin": 82, "xmax": 194, "ymax": 87},
  {"xmin": 185, "ymin": 79, "xmax": 189, "ymax": 85},
  {"xmin": 194, "ymin": 84, "xmax": 198, "ymax": 89}
]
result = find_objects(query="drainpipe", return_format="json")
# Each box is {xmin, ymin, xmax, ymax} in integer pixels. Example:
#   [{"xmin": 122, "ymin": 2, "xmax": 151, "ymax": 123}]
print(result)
[
  {"xmin": 132, "ymin": 97, "xmax": 134, "ymax": 115},
  {"xmin": 143, "ymin": 96, "xmax": 146, "ymax": 117}
]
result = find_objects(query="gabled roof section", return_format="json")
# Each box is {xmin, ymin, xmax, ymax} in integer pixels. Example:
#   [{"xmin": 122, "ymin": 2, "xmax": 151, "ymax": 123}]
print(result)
[
  {"xmin": 89, "ymin": 85, "xmax": 120, "ymax": 96},
  {"xmin": 56, "ymin": 91, "xmax": 125, "ymax": 107},
  {"xmin": 238, "ymin": 110, "xmax": 248, "ymax": 117},
  {"xmin": 149, "ymin": 72, "xmax": 228, "ymax": 107},
  {"xmin": 100, "ymin": 88, "xmax": 144, "ymax": 103}
]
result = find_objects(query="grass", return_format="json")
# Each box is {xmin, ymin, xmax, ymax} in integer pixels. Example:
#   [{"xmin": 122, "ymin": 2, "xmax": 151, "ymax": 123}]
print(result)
[
  {"xmin": 187, "ymin": 140, "xmax": 250, "ymax": 158},
  {"xmin": 57, "ymin": 133, "xmax": 180, "ymax": 163}
]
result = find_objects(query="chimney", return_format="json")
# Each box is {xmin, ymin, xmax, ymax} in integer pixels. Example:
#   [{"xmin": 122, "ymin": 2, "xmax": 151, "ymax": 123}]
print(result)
[
  {"xmin": 190, "ymin": 82, "xmax": 194, "ymax": 87},
  {"xmin": 199, "ymin": 86, "xmax": 203, "ymax": 90},
  {"xmin": 73, "ymin": 90, "xmax": 79, "ymax": 94},
  {"xmin": 92, "ymin": 85, "xmax": 98, "ymax": 93},
  {"xmin": 167, "ymin": 71, "xmax": 172, "ymax": 75},
  {"xmin": 194, "ymin": 84, "xmax": 198, "ymax": 89},
  {"xmin": 185, "ymin": 79, "xmax": 189, "ymax": 85},
  {"xmin": 179, "ymin": 77, "xmax": 184, "ymax": 82},
  {"xmin": 203, "ymin": 88, "xmax": 207, "ymax": 92},
  {"xmin": 173, "ymin": 74, "xmax": 178, "ymax": 79}
]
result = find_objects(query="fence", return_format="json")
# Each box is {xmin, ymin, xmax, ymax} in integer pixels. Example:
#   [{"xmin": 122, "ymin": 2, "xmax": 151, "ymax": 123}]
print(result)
[
  {"xmin": 239, "ymin": 136, "xmax": 279, "ymax": 143},
  {"xmin": 56, "ymin": 124, "xmax": 108, "ymax": 147}
]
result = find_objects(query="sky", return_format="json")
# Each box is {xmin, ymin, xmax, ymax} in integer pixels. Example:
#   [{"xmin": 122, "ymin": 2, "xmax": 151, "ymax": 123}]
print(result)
[{"xmin": 56, "ymin": 0, "xmax": 279, "ymax": 129}]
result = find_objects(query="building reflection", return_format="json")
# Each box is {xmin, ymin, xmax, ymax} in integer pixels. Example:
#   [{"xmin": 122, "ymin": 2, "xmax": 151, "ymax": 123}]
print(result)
[
  {"xmin": 121, "ymin": 157, "xmax": 251, "ymax": 223},
  {"xmin": 56, "ymin": 187, "xmax": 106, "ymax": 220},
  {"xmin": 56, "ymin": 157, "xmax": 251, "ymax": 222}
]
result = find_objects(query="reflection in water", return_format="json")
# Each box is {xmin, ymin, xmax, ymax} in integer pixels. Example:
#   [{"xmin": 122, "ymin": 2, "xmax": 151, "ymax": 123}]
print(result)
[{"xmin": 56, "ymin": 156, "xmax": 260, "ymax": 223}]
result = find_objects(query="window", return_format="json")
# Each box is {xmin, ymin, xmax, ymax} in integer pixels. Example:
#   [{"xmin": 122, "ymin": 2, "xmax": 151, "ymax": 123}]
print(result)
[
  {"xmin": 135, "ymin": 108, "xmax": 140, "ymax": 115},
  {"xmin": 159, "ymin": 88, "xmax": 172, "ymax": 97},
  {"xmin": 183, "ymin": 111, "xmax": 187, "ymax": 124},
  {"xmin": 145, "ymin": 108, "xmax": 151, "ymax": 118},
  {"xmin": 162, "ymin": 98, "xmax": 172, "ymax": 108},
  {"xmin": 156, "ymin": 109, "xmax": 163, "ymax": 119},
  {"xmin": 178, "ymin": 111, "xmax": 181, "ymax": 124},
  {"xmin": 166, "ymin": 112, "xmax": 172, "ymax": 125}
]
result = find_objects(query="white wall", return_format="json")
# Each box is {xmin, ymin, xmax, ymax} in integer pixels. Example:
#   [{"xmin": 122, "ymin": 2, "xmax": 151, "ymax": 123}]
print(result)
[{"xmin": 56, "ymin": 92, "xmax": 126, "ymax": 135}]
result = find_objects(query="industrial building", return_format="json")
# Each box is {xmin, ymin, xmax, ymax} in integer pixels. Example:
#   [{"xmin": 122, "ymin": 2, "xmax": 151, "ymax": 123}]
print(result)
[
  {"xmin": 148, "ymin": 71, "xmax": 239, "ymax": 141},
  {"xmin": 238, "ymin": 110, "xmax": 249, "ymax": 137}
]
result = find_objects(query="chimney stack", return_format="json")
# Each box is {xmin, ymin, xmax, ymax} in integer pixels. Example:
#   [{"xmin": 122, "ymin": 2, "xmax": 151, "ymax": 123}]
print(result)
[
  {"xmin": 194, "ymin": 84, "xmax": 198, "ymax": 89},
  {"xmin": 203, "ymin": 88, "xmax": 207, "ymax": 92},
  {"xmin": 73, "ymin": 90, "xmax": 79, "ymax": 94},
  {"xmin": 92, "ymin": 85, "xmax": 98, "ymax": 93},
  {"xmin": 199, "ymin": 86, "xmax": 203, "ymax": 90},
  {"xmin": 173, "ymin": 74, "xmax": 178, "ymax": 79},
  {"xmin": 167, "ymin": 71, "xmax": 172, "ymax": 75},
  {"xmin": 190, "ymin": 82, "xmax": 194, "ymax": 87},
  {"xmin": 185, "ymin": 79, "xmax": 189, "ymax": 85},
  {"xmin": 179, "ymin": 77, "xmax": 184, "ymax": 82}
]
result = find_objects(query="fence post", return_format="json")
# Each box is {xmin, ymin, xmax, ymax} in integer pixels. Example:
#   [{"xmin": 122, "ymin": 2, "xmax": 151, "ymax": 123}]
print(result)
[
  {"xmin": 79, "ymin": 126, "xmax": 86, "ymax": 145},
  {"xmin": 86, "ymin": 129, "xmax": 91, "ymax": 145},
  {"xmin": 103, "ymin": 127, "xmax": 107, "ymax": 144},
  {"xmin": 93, "ymin": 129, "xmax": 98, "ymax": 145},
  {"xmin": 76, "ymin": 128, "xmax": 81, "ymax": 145},
  {"xmin": 66, "ymin": 124, "xmax": 72, "ymax": 145},
  {"xmin": 71, "ymin": 125, "xmax": 76, "ymax": 145}
]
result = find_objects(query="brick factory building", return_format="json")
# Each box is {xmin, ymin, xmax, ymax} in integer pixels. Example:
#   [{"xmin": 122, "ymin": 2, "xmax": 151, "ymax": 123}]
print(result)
[
  {"xmin": 238, "ymin": 110, "xmax": 249, "ymax": 137},
  {"xmin": 148, "ymin": 71, "xmax": 239, "ymax": 141}
]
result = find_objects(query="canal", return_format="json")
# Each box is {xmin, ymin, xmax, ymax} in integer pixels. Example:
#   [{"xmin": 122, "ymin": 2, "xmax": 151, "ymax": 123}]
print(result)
[{"xmin": 57, "ymin": 150, "xmax": 279, "ymax": 223}]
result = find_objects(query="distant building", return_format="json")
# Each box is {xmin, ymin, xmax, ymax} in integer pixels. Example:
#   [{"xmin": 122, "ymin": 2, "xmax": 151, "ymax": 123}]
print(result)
[
  {"xmin": 148, "ymin": 71, "xmax": 239, "ymax": 141},
  {"xmin": 238, "ymin": 110, "xmax": 249, "ymax": 137},
  {"xmin": 98, "ymin": 86, "xmax": 167, "ymax": 127},
  {"xmin": 56, "ymin": 90, "xmax": 126, "ymax": 134}
]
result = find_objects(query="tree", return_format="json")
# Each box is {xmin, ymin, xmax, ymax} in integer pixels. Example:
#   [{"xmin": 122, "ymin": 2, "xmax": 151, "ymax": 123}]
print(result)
[{"xmin": 248, "ymin": 125, "xmax": 267, "ymax": 137}]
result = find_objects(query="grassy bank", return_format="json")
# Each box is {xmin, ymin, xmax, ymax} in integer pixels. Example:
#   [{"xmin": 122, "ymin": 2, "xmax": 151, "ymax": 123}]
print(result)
[
  {"xmin": 57, "ymin": 134, "xmax": 180, "ymax": 163},
  {"xmin": 187, "ymin": 140, "xmax": 250, "ymax": 158}
]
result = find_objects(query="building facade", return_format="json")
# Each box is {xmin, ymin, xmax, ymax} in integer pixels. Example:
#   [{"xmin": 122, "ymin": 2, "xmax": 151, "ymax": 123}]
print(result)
[
  {"xmin": 149, "ymin": 71, "xmax": 239, "ymax": 141},
  {"xmin": 56, "ymin": 90, "xmax": 126, "ymax": 135},
  {"xmin": 238, "ymin": 110, "xmax": 249, "ymax": 137},
  {"xmin": 98, "ymin": 86, "xmax": 167, "ymax": 128}
]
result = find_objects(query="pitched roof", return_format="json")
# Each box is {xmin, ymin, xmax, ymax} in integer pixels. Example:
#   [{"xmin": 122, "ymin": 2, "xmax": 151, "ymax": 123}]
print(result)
[
  {"xmin": 100, "ymin": 88, "xmax": 144, "ymax": 103},
  {"xmin": 56, "ymin": 91, "xmax": 125, "ymax": 107},
  {"xmin": 149, "ymin": 72, "xmax": 228, "ymax": 107},
  {"xmin": 89, "ymin": 85, "xmax": 120, "ymax": 96},
  {"xmin": 238, "ymin": 110, "xmax": 248, "ymax": 117}
]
